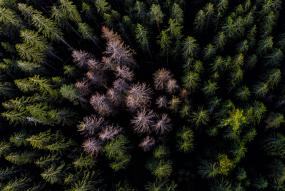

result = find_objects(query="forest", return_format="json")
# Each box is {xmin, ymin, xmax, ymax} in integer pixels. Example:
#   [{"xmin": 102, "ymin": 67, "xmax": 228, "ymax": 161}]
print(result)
[{"xmin": 0, "ymin": 0, "xmax": 285, "ymax": 190}]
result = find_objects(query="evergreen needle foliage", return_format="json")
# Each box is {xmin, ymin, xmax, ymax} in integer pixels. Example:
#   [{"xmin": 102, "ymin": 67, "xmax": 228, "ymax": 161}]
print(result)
[{"xmin": 0, "ymin": 0, "xmax": 284, "ymax": 190}]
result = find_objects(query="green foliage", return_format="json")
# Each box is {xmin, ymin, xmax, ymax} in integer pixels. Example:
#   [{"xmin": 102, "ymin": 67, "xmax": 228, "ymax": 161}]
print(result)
[
  {"xmin": 0, "ymin": 82, "xmax": 16, "ymax": 97},
  {"xmin": 246, "ymin": 101, "xmax": 267, "ymax": 125},
  {"xmin": 221, "ymin": 108, "xmax": 247, "ymax": 134},
  {"xmin": 0, "ymin": 7, "xmax": 21, "ymax": 27},
  {"xmin": 78, "ymin": 22, "xmax": 94, "ymax": 40},
  {"xmin": 158, "ymin": 29, "xmax": 171, "ymax": 55},
  {"xmin": 16, "ymin": 60, "xmax": 42, "ymax": 73},
  {"xmin": 18, "ymin": 3, "xmax": 63, "ymax": 41},
  {"xmin": 73, "ymin": 155, "xmax": 95, "ymax": 169},
  {"xmin": 192, "ymin": 108, "xmax": 209, "ymax": 127},
  {"xmin": 104, "ymin": 135, "xmax": 130, "ymax": 171},
  {"xmin": 115, "ymin": 181, "xmax": 135, "ymax": 191},
  {"xmin": 153, "ymin": 145, "xmax": 169, "ymax": 159},
  {"xmin": 60, "ymin": 84, "xmax": 80, "ymax": 104},
  {"xmin": 203, "ymin": 80, "xmax": 218, "ymax": 96},
  {"xmin": 183, "ymin": 71, "xmax": 200, "ymax": 91},
  {"xmin": 5, "ymin": 152, "xmax": 36, "ymax": 165},
  {"xmin": 58, "ymin": 0, "xmax": 82, "ymax": 23},
  {"xmin": 95, "ymin": 0, "xmax": 110, "ymax": 15},
  {"xmin": 216, "ymin": 154, "xmax": 234, "ymax": 175},
  {"xmin": 35, "ymin": 154, "xmax": 60, "ymax": 168},
  {"xmin": 177, "ymin": 128, "xmax": 194, "ymax": 152},
  {"xmin": 265, "ymin": 113, "xmax": 285, "ymax": 129},
  {"xmin": 172, "ymin": 3, "xmax": 183, "ymax": 23},
  {"xmin": 147, "ymin": 159, "xmax": 173, "ymax": 180},
  {"xmin": 150, "ymin": 4, "xmax": 164, "ymax": 28},
  {"xmin": 27, "ymin": 130, "xmax": 73, "ymax": 152},
  {"xmin": 235, "ymin": 86, "xmax": 250, "ymax": 101},
  {"xmin": 15, "ymin": 75, "xmax": 57, "ymax": 96},
  {"xmin": 168, "ymin": 19, "xmax": 182, "ymax": 39},
  {"xmin": 1, "ymin": 177, "xmax": 31, "ymax": 191},
  {"xmin": 135, "ymin": 24, "xmax": 149, "ymax": 51},
  {"xmin": 0, "ymin": 0, "xmax": 284, "ymax": 190},
  {"xmin": 40, "ymin": 164, "xmax": 65, "ymax": 184},
  {"xmin": 9, "ymin": 131, "xmax": 28, "ymax": 146},
  {"xmin": 266, "ymin": 68, "xmax": 281, "ymax": 88},
  {"xmin": 198, "ymin": 160, "xmax": 219, "ymax": 178},
  {"xmin": 145, "ymin": 180, "xmax": 177, "ymax": 191},
  {"xmin": 0, "ymin": 167, "xmax": 19, "ymax": 181},
  {"xmin": 199, "ymin": 154, "xmax": 234, "ymax": 178},
  {"xmin": 263, "ymin": 134, "xmax": 285, "ymax": 158},
  {"xmin": 16, "ymin": 30, "xmax": 48, "ymax": 63},
  {"xmin": 183, "ymin": 36, "xmax": 198, "ymax": 59}
]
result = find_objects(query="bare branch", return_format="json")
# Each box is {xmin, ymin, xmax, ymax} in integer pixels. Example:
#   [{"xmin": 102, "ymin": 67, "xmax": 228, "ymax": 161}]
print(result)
[
  {"xmin": 131, "ymin": 109, "xmax": 156, "ymax": 134},
  {"xmin": 154, "ymin": 114, "xmax": 172, "ymax": 134},
  {"xmin": 139, "ymin": 136, "xmax": 155, "ymax": 151},
  {"xmin": 90, "ymin": 93, "xmax": 113, "ymax": 116},
  {"xmin": 83, "ymin": 138, "xmax": 102, "ymax": 156},
  {"xmin": 153, "ymin": 68, "xmax": 172, "ymax": 90},
  {"xmin": 126, "ymin": 83, "xmax": 152, "ymax": 111},
  {"xmin": 78, "ymin": 115, "xmax": 105, "ymax": 135},
  {"xmin": 98, "ymin": 125, "xmax": 122, "ymax": 141}
]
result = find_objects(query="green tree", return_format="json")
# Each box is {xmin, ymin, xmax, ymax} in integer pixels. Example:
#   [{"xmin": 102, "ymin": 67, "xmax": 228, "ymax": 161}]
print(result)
[
  {"xmin": 194, "ymin": 10, "xmax": 206, "ymax": 31},
  {"xmin": 150, "ymin": 4, "xmax": 164, "ymax": 30},
  {"xmin": 204, "ymin": 44, "xmax": 216, "ymax": 60},
  {"xmin": 266, "ymin": 68, "xmax": 281, "ymax": 88},
  {"xmin": 171, "ymin": 3, "xmax": 183, "ymax": 23},
  {"xmin": 257, "ymin": 36, "xmax": 273, "ymax": 54},
  {"xmin": 9, "ymin": 131, "xmax": 28, "ymax": 147},
  {"xmin": 263, "ymin": 134, "xmax": 285, "ymax": 158},
  {"xmin": 168, "ymin": 18, "xmax": 182, "ymax": 39},
  {"xmin": 5, "ymin": 151, "xmax": 36, "ymax": 165},
  {"xmin": 191, "ymin": 108, "xmax": 209, "ymax": 127},
  {"xmin": 0, "ymin": 7, "xmax": 21, "ymax": 28},
  {"xmin": 134, "ymin": 1, "xmax": 147, "ymax": 21},
  {"xmin": 153, "ymin": 160, "xmax": 172, "ymax": 179},
  {"xmin": 135, "ymin": 24, "xmax": 149, "ymax": 51},
  {"xmin": 265, "ymin": 48, "xmax": 283, "ymax": 66},
  {"xmin": 103, "ymin": 135, "xmax": 130, "ymax": 171},
  {"xmin": 216, "ymin": 154, "xmax": 234, "ymax": 175},
  {"xmin": 16, "ymin": 60, "xmax": 42, "ymax": 74},
  {"xmin": 221, "ymin": 108, "xmax": 247, "ymax": 134},
  {"xmin": 265, "ymin": 113, "xmax": 284, "ymax": 129},
  {"xmin": 254, "ymin": 82, "xmax": 269, "ymax": 97},
  {"xmin": 15, "ymin": 75, "xmax": 57, "ymax": 97},
  {"xmin": 198, "ymin": 160, "xmax": 219, "ymax": 178},
  {"xmin": 58, "ymin": 0, "xmax": 82, "ymax": 23},
  {"xmin": 158, "ymin": 29, "xmax": 171, "ymax": 56},
  {"xmin": 217, "ymin": 0, "xmax": 229, "ymax": 17},
  {"xmin": 2, "ymin": 177, "xmax": 31, "ymax": 191},
  {"xmin": 177, "ymin": 128, "xmax": 194, "ymax": 152},
  {"xmin": 203, "ymin": 80, "xmax": 218, "ymax": 96},
  {"xmin": 60, "ymin": 84, "xmax": 80, "ymax": 105},
  {"xmin": 235, "ymin": 86, "xmax": 250, "ymax": 101},
  {"xmin": 41, "ymin": 164, "xmax": 65, "ymax": 184},
  {"xmin": 183, "ymin": 36, "xmax": 199, "ymax": 59},
  {"xmin": 0, "ymin": 167, "xmax": 18, "ymax": 181},
  {"xmin": 215, "ymin": 32, "xmax": 226, "ymax": 49},
  {"xmin": 35, "ymin": 154, "xmax": 60, "ymax": 168},
  {"xmin": 27, "ymin": 130, "xmax": 73, "ymax": 152},
  {"xmin": 16, "ymin": 30, "xmax": 48, "ymax": 63},
  {"xmin": 183, "ymin": 71, "xmax": 200, "ymax": 91},
  {"xmin": 246, "ymin": 101, "xmax": 267, "ymax": 125},
  {"xmin": 17, "ymin": 3, "xmax": 69, "ymax": 47},
  {"xmin": 73, "ymin": 155, "xmax": 95, "ymax": 169},
  {"xmin": 153, "ymin": 145, "xmax": 169, "ymax": 159},
  {"xmin": 95, "ymin": 0, "xmax": 110, "ymax": 15},
  {"xmin": 78, "ymin": 22, "xmax": 95, "ymax": 41}
]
